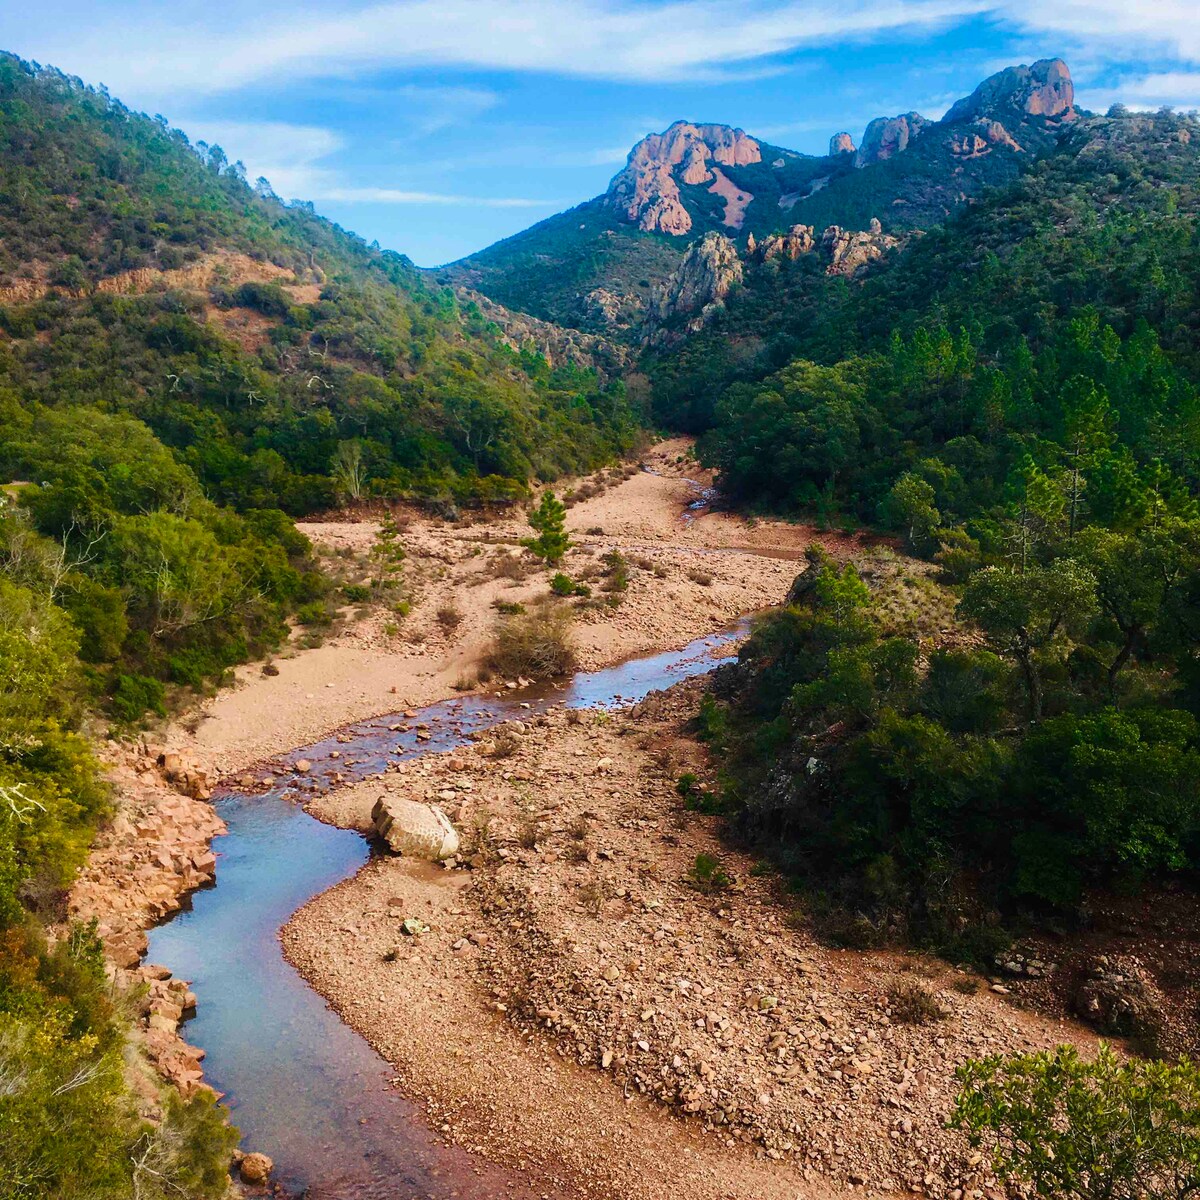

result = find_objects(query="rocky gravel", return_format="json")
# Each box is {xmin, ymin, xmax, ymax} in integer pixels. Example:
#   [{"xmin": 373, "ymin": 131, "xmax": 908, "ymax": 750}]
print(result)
[{"xmin": 286, "ymin": 680, "xmax": 1098, "ymax": 1200}]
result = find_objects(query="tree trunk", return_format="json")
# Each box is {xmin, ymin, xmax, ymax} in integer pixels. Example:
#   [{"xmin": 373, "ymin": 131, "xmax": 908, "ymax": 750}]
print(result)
[
  {"xmin": 1018, "ymin": 649, "xmax": 1042, "ymax": 723},
  {"xmin": 1107, "ymin": 624, "xmax": 1141, "ymax": 700}
]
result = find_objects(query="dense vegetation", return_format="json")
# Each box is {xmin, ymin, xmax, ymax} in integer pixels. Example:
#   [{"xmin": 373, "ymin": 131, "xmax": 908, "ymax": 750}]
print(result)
[
  {"xmin": 0, "ymin": 51, "xmax": 644, "ymax": 1197},
  {"xmin": 0, "ymin": 54, "xmax": 638, "ymax": 511},
  {"xmin": 675, "ymin": 107, "xmax": 1200, "ymax": 958}
]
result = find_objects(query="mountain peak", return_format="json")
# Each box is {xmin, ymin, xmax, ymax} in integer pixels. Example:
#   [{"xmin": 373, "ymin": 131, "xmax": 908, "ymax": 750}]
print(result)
[
  {"xmin": 854, "ymin": 112, "xmax": 928, "ymax": 168},
  {"xmin": 942, "ymin": 57, "xmax": 1075, "ymax": 125},
  {"xmin": 605, "ymin": 122, "xmax": 762, "ymax": 235}
]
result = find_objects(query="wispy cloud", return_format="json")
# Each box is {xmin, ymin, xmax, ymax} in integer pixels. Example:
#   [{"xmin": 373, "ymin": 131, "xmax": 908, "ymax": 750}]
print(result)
[
  {"xmin": 20, "ymin": 0, "xmax": 991, "ymax": 100},
  {"xmin": 175, "ymin": 117, "xmax": 558, "ymax": 206},
  {"xmin": 999, "ymin": 1, "xmax": 1200, "ymax": 65}
]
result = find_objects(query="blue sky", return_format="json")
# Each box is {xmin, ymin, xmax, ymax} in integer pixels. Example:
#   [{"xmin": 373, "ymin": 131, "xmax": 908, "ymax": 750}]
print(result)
[{"xmin": 5, "ymin": 1, "xmax": 1200, "ymax": 266}]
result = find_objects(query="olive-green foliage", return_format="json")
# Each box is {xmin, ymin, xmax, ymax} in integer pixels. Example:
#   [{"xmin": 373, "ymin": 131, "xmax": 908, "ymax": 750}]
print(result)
[
  {"xmin": 0, "ymin": 401, "xmax": 312, "ymax": 712},
  {"xmin": 0, "ymin": 923, "xmax": 236, "ymax": 1200},
  {"xmin": 952, "ymin": 1043, "xmax": 1200, "ymax": 1200},
  {"xmin": 714, "ymin": 538, "xmax": 1200, "ymax": 951}
]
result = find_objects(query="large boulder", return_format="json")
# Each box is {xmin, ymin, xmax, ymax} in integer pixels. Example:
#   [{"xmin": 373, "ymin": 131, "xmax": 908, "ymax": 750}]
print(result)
[
  {"xmin": 1072, "ymin": 955, "xmax": 1161, "ymax": 1040},
  {"xmin": 239, "ymin": 1151, "xmax": 273, "ymax": 1185},
  {"xmin": 371, "ymin": 796, "xmax": 459, "ymax": 860}
]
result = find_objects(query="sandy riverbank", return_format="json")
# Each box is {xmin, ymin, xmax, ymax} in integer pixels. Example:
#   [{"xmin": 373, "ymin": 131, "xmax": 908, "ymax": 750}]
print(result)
[
  {"xmin": 172, "ymin": 440, "xmax": 872, "ymax": 777},
  {"xmin": 284, "ymin": 680, "xmax": 1098, "ymax": 1200}
]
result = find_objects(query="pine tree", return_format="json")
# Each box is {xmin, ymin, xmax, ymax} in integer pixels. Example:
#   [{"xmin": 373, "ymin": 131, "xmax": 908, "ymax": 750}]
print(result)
[{"xmin": 523, "ymin": 491, "xmax": 571, "ymax": 565}]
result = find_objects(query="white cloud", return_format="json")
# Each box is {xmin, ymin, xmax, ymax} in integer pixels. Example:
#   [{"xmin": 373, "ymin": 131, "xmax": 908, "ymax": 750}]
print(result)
[
  {"xmin": 998, "ymin": 1, "xmax": 1200, "ymax": 66},
  {"xmin": 17, "ymin": 0, "xmax": 991, "ymax": 100},
  {"xmin": 316, "ymin": 187, "xmax": 557, "ymax": 206}
]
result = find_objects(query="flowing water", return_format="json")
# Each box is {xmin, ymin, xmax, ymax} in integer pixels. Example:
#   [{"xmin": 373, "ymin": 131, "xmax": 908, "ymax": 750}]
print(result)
[{"xmin": 146, "ymin": 625, "xmax": 747, "ymax": 1199}]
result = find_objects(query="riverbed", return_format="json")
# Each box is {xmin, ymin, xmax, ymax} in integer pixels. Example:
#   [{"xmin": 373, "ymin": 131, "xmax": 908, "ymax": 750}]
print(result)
[{"xmin": 146, "ymin": 628, "xmax": 745, "ymax": 1198}]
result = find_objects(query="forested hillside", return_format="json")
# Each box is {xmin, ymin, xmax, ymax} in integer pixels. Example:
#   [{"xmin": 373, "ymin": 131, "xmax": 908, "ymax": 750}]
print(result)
[
  {"xmin": 0, "ymin": 54, "xmax": 640, "ymax": 1197},
  {"xmin": 0, "ymin": 53, "xmax": 640, "ymax": 711},
  {"xmin": 669, "ymin": 106, "xmax": 1200, "ymax": 960}
]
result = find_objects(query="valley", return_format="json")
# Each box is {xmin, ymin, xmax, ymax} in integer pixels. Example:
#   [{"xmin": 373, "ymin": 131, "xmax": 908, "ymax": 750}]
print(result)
[
  {"xmin": 73, "ymin": 449, "xmax": 1095, "ymax": 1199},
  {"xmin": 3, "ymin": 40, "xmax": 1200, "ymax": 1200}
]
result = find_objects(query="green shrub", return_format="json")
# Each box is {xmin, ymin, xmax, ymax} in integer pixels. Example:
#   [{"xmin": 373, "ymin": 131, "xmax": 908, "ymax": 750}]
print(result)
[
  {"xmin": 295, "ymin": 601, "xmax": 332, "ymax": 627},
  {"xmin": 688, "ymin": 853, "xmax": 732, "ymax": 893},
  {"xmin": 109, "ymin": 672, "xmax": 166, "ymax": 723},
  {"xmin": 342, "ymin": 583, "xmax": 371, "ymax": 603},
  {"xmin": 952, "ymin": 1043, "xmax": 1200, "ymax": 1200}
]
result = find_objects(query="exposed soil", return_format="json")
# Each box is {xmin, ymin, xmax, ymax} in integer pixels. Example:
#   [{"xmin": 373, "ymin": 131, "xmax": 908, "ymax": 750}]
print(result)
[
  {"xmin": 285, "ymin": 680, "xmax": 1099, "ymax": 1200},
  {"xmin": 173, "ymin": 440, "xmax": 873, "ymax": 777},
  {"xmin": 75, "ymin": 440, "xmax": 1120, "ymax": 1200}
]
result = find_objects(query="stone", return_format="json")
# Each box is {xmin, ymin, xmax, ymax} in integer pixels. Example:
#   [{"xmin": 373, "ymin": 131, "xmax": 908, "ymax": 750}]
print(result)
[
  {"xmin": 294, "ymin": 759, "xmax": 311, "ymax": 773},
  {"xmin": 942, "ymin": 57, "xmax": 1074, "ymax": 125},
  {"xmin": 854, "ymin": 113, "xmax": 928, "ymax": 168},
  {"xmin": 647, "ymin": 231, "xmax": 743, "ymax": 334},
  {"xmin": 606, "ymin": 121, "xmax": 762, "ymax": 235},
  {"xmin": 239, "ymin": 1151, "xmax": 273, "ymax": 1185},
  {"xmin": 371, "ymin": 796, "xmax": 460, "ymax": 860},
  {"xmin": 829, "ymin": 131, "xmax": 856, "ymax": 156}
]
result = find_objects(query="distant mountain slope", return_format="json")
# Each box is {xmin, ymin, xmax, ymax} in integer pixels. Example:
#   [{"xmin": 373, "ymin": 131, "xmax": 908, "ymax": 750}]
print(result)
[
  {"xmin": 0, "ymin": 53, "xmax": 637, "ymax": 508},
  {"xmin": 443, "ymin": 58, "xmax": 1081, "ymax": 335}
]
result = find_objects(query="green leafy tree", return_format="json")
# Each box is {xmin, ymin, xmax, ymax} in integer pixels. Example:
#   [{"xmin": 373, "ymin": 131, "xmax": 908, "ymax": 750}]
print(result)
[
  {"xmin": 952, "ymin": 1044, "xmax": 1200, "ymax": 1200},
  {"xmin": 370, "ymin": 510, "xmax": 406, "ymax": 591},
  {"xmin": 523, "ymin": 491, "xmax": 571, "ymax": 565},
  {"xmin": 959, "ymin": 562, "xmax": 1097, "ymax": 721},
  {"xmin": 881, "ymin": 473, "xmax": 941, "ymax": 553}
]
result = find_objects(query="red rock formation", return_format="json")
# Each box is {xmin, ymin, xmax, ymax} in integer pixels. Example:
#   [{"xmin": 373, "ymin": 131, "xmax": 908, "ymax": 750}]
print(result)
[
  {"xmin": 854, "ymin": 113, "xmax": 928, "ymax": 168},
  {"xmin": 829, "ymin": 131, "xmax": 856, "ymax": 156},
  {"xmin": 942, "ymin": 58, "xmax": 1075, "ymax": 125},
  {"xmin": 606, "ymin": 122, "xmax": 761, "ymax": 235}
]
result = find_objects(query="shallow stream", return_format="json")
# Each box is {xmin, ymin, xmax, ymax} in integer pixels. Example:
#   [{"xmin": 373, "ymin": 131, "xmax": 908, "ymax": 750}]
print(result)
[{"xmin": 146, "ymin": 626, "xmax": 746, "ymax": 1198}]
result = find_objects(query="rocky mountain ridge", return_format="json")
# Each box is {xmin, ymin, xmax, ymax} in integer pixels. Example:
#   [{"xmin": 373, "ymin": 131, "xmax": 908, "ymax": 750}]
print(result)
[
  {"xmin": 645, "ymin": 218, "xmax": 901, "ymax": 342},
  {"xmin": 444, "ymin": 57, "xmax": 1085, "ymax": 337}
]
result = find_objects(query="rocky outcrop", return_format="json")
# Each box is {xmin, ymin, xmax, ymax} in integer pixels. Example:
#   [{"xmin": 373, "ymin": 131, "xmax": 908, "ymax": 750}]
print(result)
[
  {"xmin": 606, "ymin": 122, "xmax": 762, "ymax": 235},
  {"xmin": 854, "ymin": 113, "xmax": 928, "ymax": 168},
  {"xmin": 821, "ymin": 220, "xmax": 901, "ymax": 276},
  {"xmin": 69, "ymin": 742, "xmax": 223, "ymax": 969},
  {"xmin": 829, "ymin": 131, "xmax": 856, "ymax": 156},
  {"xmin": 372, "ymin": 795, "xmax": 460, "ymax": 860},
  {"xmin": 950, "ymin": 118, "xmax": 1023, "ymax": 158},
  {"xmin": 1072, "ymin": 954, "xmax": 1163, "ymax": 1041},
  {"xmin": 754, "ymin": 224, "xmax": 816, "ymax": 262},
  {"xmin": 942, "ymin": 58, "xmax": 1075, "ymax": 125},
  {"xmin": 457, "ymin": 287, "xmax": 631, "ymax": 373},
  {"xmin": 647, "ymin": 232, "xmax": 742, "ymax": 332},
  {"xmin": 750, "ymin": 219, "xmax": 899, "ymax": 276}
]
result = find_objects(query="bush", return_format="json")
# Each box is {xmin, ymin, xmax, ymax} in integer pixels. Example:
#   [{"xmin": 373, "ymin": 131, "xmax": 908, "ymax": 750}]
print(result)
[
  {"xmin": 600, "ymin": 550, "xmax": 629, "ymax": 592},
  {"xmin": 109, "ymin": 672, "xmax": 166, "ymax": 723},
  {"xmin": 689, "ymin": 853, "xmax": 732, "ymax": 892},
  {"xmin": 295, "ymin": 601, "xmax": 332, "ymax": 626},
  {"xmin": 887, "ymin": 983, "xmax": 946, "ymax": 1025},
  {"xmin": 486, "ymin": 605, "xmax": 576, "ymax": 679},
  {"xmin": 952, "ymin": 1043, "xmax": 1200, "ymax": 1199},
  {"xmin": 342, "ymin": 583, "xmax": 371, "ymax": 603},
  {"xmin": 550, "ymin": 572, "xmax": 590, "ymax": 597}
]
